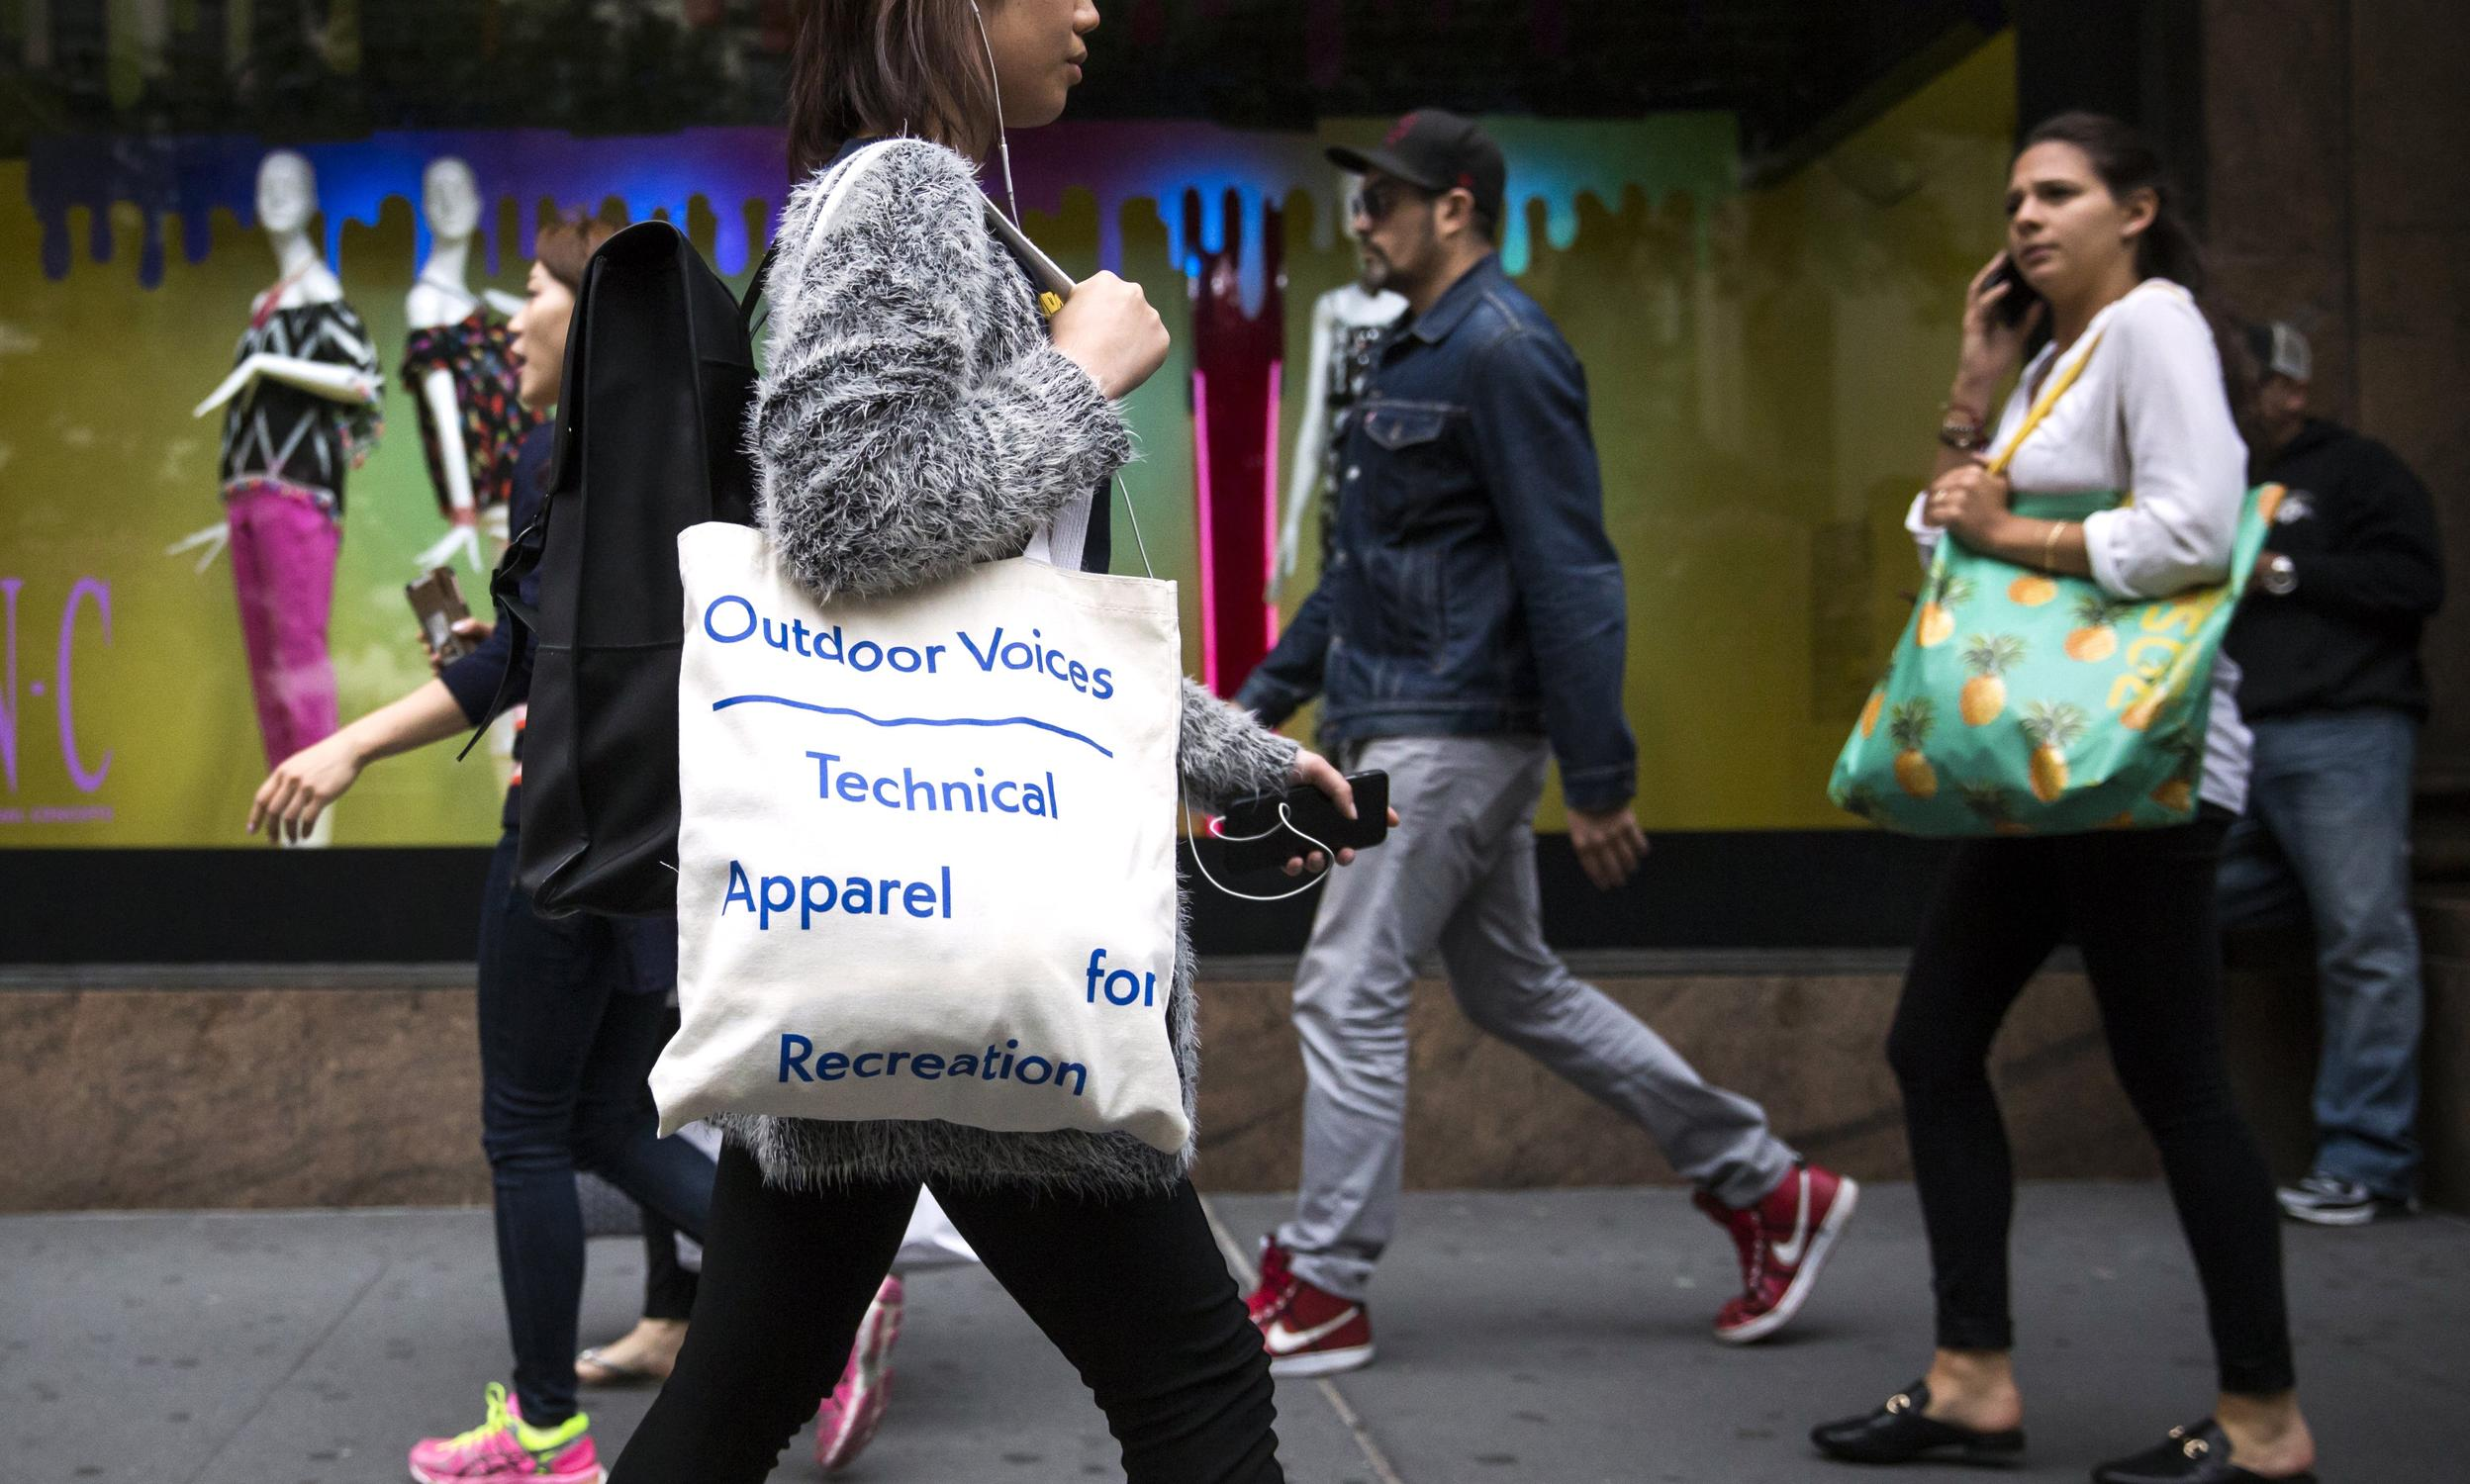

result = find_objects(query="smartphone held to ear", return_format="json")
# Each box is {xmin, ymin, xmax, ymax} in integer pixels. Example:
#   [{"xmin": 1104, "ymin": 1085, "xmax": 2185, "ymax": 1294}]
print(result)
[
  {"xmin": 1986, "ymin": 253, "xmax": 2042, "ymax": 328},
  {"xmin": 1210, "ymin": 770, "xmax": 1390, "ymax": 875}
]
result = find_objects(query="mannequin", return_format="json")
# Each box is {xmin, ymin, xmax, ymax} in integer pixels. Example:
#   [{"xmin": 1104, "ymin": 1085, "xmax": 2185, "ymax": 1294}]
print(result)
[
  {"xmin": 1272, "ymin": 174, "xmax": 1406, "ymax": 600},
  {"xmin": 187, "ymin": 149, "xmax": 384, "ymax": 845},
  {"xmin": 404, "ymin": 157, "xmax": 539, "ymax": 572}
]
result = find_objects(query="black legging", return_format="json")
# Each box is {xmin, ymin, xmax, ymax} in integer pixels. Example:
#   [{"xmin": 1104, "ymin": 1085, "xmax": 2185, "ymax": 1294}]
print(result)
[
  {"xmin": 610, "ymin": 1142, "xmax": 1283, "ymax": 1483},
  {"xmin": 637, "ymin": 1211, "xmax": 698, "ymax": 1322},
  {"xmin": 1886, "ymin": 811, "xmax": 2297, "ymax": 1395}
]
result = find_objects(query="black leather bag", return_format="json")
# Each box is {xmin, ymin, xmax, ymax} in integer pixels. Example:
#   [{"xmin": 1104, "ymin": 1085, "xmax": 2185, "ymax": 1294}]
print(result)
[{"xmin": 474, "ymin": 223, "xmax": 772, "ymax": 917}]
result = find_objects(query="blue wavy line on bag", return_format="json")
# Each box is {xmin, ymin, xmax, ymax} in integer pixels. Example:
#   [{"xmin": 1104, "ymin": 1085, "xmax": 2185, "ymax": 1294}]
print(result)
[{"xmin": 712, "ymin": 695, "xmax": 1114, "ymax": 758}]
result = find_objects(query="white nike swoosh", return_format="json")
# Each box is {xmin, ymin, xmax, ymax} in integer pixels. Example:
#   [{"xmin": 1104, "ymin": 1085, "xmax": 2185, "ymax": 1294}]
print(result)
[
  {"xmin": 1769, "ymin": 1170, "xmax": 1815, "ymax": 1267},
  {"xmin": 1265, "ymin": 1308, "xmax": 1363, "ymax": 1353}
]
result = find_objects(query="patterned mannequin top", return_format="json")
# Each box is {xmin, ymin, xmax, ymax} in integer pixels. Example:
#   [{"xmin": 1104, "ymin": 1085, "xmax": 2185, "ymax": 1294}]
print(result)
[
  {"xmin": 218, "ymin": 295, "xmax": 384, "ymax": 515},
  {"xmin": 401, "ymin": 309, "xmax": 542, "ymax": 517}
]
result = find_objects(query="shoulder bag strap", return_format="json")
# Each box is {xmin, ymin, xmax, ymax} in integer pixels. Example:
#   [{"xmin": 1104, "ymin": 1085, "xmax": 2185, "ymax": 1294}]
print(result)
[{"xmin": 1984, "ymin": 327, "xmax": 2106, "ymax": 478}]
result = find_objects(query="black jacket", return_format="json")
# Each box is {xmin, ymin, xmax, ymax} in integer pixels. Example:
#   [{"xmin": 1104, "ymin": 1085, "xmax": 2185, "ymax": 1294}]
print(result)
[
  {"xmin": 2226, "ymin": 417, "xmax": 2444, "ymax": 721},
  {"xmin": 440, "ymin": 423, "xmax": 554, "ymax": 830}
]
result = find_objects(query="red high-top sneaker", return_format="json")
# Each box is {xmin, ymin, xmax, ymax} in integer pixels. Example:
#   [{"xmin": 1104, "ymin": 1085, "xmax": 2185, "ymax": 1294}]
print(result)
[
  {"xmin": 1695, "ymin": 1162, "xmax": 1858, "ymax": 1344},
  {"xmin": 1245, "ymin": 1237, "xmax": 1375, "ymax": 1377}
]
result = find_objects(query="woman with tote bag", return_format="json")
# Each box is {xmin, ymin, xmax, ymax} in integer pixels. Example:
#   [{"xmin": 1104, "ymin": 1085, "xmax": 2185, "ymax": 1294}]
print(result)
[
  {"xmin": 1810, "ymin": 115, "xmax": 2317, "ymax": 1483},
  {"xmin": 611, "ymin": 4, "xmax": 1376, "ymax": 1481}
]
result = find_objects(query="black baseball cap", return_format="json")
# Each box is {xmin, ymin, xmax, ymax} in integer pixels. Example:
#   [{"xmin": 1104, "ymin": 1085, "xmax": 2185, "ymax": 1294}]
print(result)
[{"xmin": 1328, "ymin": 109, "xmax": 1506, "ymax": 227}]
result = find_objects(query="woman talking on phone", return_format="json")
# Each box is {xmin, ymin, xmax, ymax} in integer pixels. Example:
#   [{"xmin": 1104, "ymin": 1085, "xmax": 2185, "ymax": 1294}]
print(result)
[
  {"xmin": 609, "ymin": 4, "xmax": 1378, "ymax": 1481},
  {"xmin": 1810, "ymin": 114, "xmax": 2317, "ymax": 1483}
]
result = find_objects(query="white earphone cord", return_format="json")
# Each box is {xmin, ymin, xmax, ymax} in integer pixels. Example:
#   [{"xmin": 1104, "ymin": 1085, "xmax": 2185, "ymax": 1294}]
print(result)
[
  {"xmin": 969, "ymin": 5, "xmax": 1309, "ymax": 904},
  {"xmin": 1185, "ymin": 800, "xmax": 1341, "ymax": 903},
  {"xmin": 970, "ymin": 1, "xmax": 1023, "ymax": 223}
]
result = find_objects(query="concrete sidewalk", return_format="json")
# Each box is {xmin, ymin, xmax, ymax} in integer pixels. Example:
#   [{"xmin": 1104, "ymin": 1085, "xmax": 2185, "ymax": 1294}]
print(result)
[{"xmin": 5, "ymin": 1185, "xmax": 2463, "ymax": 1482}]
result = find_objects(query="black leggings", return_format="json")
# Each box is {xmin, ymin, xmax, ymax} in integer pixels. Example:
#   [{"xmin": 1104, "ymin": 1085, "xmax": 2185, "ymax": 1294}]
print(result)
[
  {"xmin": 1886, "ymin": 813, "xmax": 2297, "ymax": 1395},
  {"xmin": 638, "ymin": 1211, "xmax": 698, "ymax": 1322},
  {"xmin": 609, "ymin": 1143, "xmax": 1283, "ymax": 1483}
]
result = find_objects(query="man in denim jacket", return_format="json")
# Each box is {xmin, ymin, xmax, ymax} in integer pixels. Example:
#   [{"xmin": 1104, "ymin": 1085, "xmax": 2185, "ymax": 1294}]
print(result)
[{"xmin": 1234, "ymin": 111, "xmax": 1854, "ymax": 1376}]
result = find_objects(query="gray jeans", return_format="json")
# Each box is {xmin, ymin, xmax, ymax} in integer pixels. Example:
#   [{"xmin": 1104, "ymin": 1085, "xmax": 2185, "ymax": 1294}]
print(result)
[{"xmin": 1277, "ymin": 735, "xmax": 1797, "ymax": 1300}]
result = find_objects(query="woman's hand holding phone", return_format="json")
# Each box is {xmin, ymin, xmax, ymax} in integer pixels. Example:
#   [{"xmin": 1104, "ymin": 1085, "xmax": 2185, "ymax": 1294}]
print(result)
[
  {"xmin": 1282, "ymin": 750, "xmax": 1403, "ymax": 877},
  {"xmin": 1052, "ymin": 271, "xmax": 1170, "ymax": 399},
  {"xmin": 1954, "ymin": 252, "xmax": 2045, "ymax": 408}
]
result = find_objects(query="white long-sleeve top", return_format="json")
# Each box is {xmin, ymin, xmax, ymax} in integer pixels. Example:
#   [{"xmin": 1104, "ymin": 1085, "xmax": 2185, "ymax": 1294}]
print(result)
[{"xmin": 1908, "ymin": 278, "xmax": 2252, "ymax": 813}]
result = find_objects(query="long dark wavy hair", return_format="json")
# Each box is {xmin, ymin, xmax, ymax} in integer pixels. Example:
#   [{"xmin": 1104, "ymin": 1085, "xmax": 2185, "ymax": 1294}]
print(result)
[{"xmin": 786, "ymin": 0, "xmax": 1000, "ymax": 178}]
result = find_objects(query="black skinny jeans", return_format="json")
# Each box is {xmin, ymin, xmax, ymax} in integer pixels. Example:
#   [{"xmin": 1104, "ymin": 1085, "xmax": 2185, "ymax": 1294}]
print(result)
[
  {"xmin": 611, "ymin": 1142, "xmax": 1283, "ymax": 1484},
  {"xmin": 1887, "ymin": 811, "xmax": 2297, "ymax": 1395},
  {"xmin": 476, "ymin": 833, "xmax": 716, "ymax": 1427}
]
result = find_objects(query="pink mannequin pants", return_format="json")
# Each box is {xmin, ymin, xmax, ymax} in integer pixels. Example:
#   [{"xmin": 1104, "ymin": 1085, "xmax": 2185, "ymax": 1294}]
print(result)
[{"xmin": 224, "ymin": 479, "xmax": 341, "ymax": 768}]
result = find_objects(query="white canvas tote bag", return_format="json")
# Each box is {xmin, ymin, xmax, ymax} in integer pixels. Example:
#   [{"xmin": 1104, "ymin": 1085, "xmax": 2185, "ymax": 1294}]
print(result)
[{"xmin": 653, "ymin": 523, "xmax": 1188, "ymax": 1153}]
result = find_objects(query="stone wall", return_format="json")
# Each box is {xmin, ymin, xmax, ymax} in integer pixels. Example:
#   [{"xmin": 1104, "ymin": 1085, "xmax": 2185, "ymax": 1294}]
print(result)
[
  {"xmin": 0, "ymin": 957, "xmax": 2290, "ymax": 1213},
  {"xmin": 2206, "ymin": 0, "xmax": 2470, "ymax": 790},
  {"xmin": 13, "ymin": 903, "xmax": 2463, "ymax": 1212}
]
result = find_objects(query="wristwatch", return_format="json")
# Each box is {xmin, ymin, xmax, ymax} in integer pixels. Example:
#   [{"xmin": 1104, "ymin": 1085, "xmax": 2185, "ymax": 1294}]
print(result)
[{"xmin": 2259, "ymin": 552, "xmax": 2298, "ymax": 597}]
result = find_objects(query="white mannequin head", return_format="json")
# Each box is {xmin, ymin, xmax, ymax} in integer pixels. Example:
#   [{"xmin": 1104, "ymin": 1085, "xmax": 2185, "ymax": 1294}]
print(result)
[
  {"xmin": 1338, "ymin": 171, "xmax": 1370, "ymax": 247},
  {"xmin": 422, "ymin": 158, "xmax": 482, "ymax": 240},
  {"xmin": 256, "ymin": 151, "xmax": 317, "ymax": 236}
]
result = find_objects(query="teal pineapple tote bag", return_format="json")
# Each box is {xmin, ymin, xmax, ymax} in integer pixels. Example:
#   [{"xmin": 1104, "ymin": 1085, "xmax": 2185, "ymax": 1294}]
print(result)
[{"xmin": 1829, "ymin": 331, "xmax": 2283, "ymax": 837}]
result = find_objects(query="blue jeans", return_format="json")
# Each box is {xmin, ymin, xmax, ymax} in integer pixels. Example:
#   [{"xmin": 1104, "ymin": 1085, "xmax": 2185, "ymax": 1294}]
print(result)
[
  {"xmin": 477, "ymin": 833, "xmax": 715, "ymax": 1428},
  {"xmin": 2218, "ymin": 709, "xmax": 2424, "ymax": 1198}
]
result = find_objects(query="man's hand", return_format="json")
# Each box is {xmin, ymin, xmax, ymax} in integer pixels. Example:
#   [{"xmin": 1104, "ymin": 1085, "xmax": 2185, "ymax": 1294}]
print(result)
[{"xmin": 1568, "ymin": 803, "xmax": 1648, "ymax": 890}]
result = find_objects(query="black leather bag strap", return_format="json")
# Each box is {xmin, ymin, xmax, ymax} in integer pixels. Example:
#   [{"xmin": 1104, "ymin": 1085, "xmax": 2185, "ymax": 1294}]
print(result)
[
  {"xmin": 453, "ymin": 511, "xmax": 545, "ymax": 762},
  {"xmin": 739, "ymin": 240, "xmax": 777, "ymax": 338}
]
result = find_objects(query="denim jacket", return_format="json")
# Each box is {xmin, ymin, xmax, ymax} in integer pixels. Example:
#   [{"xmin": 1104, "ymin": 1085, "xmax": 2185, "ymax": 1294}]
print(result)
[{"xmin": 1236, "ymin": 254, "xmax": 1637, "ymax": 810}]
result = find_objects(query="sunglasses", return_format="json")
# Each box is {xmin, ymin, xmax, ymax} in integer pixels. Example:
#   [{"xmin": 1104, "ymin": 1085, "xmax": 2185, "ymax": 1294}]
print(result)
[{"xmin": 1348, "ymin": 180, "xmax": 1436, "ymax": 225}]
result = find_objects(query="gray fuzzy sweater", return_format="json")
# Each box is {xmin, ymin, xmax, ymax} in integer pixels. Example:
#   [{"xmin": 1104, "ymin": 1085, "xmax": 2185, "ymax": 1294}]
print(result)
[{"xmin": 720, "ymin": 138, "xmax": 1297, "ymax": 1198}]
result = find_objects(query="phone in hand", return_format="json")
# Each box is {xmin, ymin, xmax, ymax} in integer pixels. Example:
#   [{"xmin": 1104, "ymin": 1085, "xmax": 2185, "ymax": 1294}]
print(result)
[
  {"xmin": 1211, "ymin": 770, "xmax": 1390, "ymax": 875},
  {"xmin": 407, "ymin": 566, "xmax": 477, "ymax": 663},
  {"xmin": 1985, "ymin": 252, "xmax": 2043, "ymax": 329}
]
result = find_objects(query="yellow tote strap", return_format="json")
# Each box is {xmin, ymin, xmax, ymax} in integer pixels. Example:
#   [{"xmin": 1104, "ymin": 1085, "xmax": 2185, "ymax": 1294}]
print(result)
[{"xmin": 1983, "ymin": 328, "xmax": 2105, "ymax": 477}]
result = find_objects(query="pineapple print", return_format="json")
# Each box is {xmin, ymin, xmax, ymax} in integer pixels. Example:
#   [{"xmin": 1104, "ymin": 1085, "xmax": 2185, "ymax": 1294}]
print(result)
[
  {"xmin": 1858, "ymin": 688, "xmax": 1886, "ymax": 739},
  {"xmin": 2063, "ymin": 594, "xmax": 2121, "ymax": 662},
  {"xmin": 2122, "ymin": 686, "xmax": 2169, "ymax": 732},
  {"xmin": 2007, "ymin": 572, "xmax": 2059, "ymax": 606},
  {"xmin": 1960, "ymin": 781, "xmax": 2033, "ymax": 837},
  {"xmin": 1957, "ymin": 634, "xmax": 2028, "ymax": 726},
  {"xmin": 1837, "ymin": 783, "xmax": 1883, "ymax": 822},
  {"xmin": 1917, "ymin": 572, "xmax": 1975, "ymax": 648},
  {"xmin": 1888, "ymin": 698, "xmax": 1940, "ymax": 798},
  {"xmin": 2150, "ymin": 731, "xmax": 2203, "ymax": 813},
  {"xmin": 2020, "ymin": 700, "xmax": 2090, "ymax": 803}
]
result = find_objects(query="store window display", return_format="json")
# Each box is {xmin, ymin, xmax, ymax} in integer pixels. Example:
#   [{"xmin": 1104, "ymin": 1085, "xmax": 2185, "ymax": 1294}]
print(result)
[
  {"xmin": 184, "ymin": 150, "xmax": 384, "ymax": 842},
  {"xmin": 404, "ymin": 157, "xmax": 541, "ymax": 574}
]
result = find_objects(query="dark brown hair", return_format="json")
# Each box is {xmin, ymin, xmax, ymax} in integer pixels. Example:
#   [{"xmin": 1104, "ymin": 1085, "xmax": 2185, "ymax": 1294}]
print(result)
[
  {"xmin": 534, "ymin": 215, "xmax": 618, "ymax": 296},
  {"xmin": 2020, "ymin": 113, "xmax": 2261, "ymax": 461},
  {"xmin": 2021, "ymin": 111, "xmax": 2205, "ymax": 294},
  {"xmin": 786, "ymin": 0, "xmax": 999, "ymax": 178}
]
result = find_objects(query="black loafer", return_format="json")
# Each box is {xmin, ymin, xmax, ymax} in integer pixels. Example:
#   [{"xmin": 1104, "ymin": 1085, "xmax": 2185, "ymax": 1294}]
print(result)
[
  {"xmin": 2091, "ymin": 1420, "xmax": 2319, "ymax": 1484},
  {"xmin": 1811, "ymin": 1380, "xmax": 2027, "ymax": 1466}
]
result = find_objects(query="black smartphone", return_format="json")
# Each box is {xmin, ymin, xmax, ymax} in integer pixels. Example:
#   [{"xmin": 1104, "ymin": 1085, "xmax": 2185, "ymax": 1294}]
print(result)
[
  {"xmin": 1210, "ymin": 770, "xmax": 1390, "ymax": 874},
  {"xmin": 1985, "ymin": 252, "xmax": 2042, "ymax": 329}
]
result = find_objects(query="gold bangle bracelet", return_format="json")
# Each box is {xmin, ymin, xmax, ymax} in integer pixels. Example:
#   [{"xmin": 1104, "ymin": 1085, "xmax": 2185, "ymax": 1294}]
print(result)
[{"xmin": 2042, "ymin": 519, "xmax": 2067, "ymax": 570}]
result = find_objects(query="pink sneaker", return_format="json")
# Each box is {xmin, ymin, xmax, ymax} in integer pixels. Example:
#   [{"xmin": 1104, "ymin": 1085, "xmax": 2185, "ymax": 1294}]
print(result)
[
  {"xmin": 409, "ymin": 1383, "xmax": 602, "ymax": 1484},
  {"xmin": 815, "ymin": 1275, "xmax": 904, "ymax": 1472}
]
